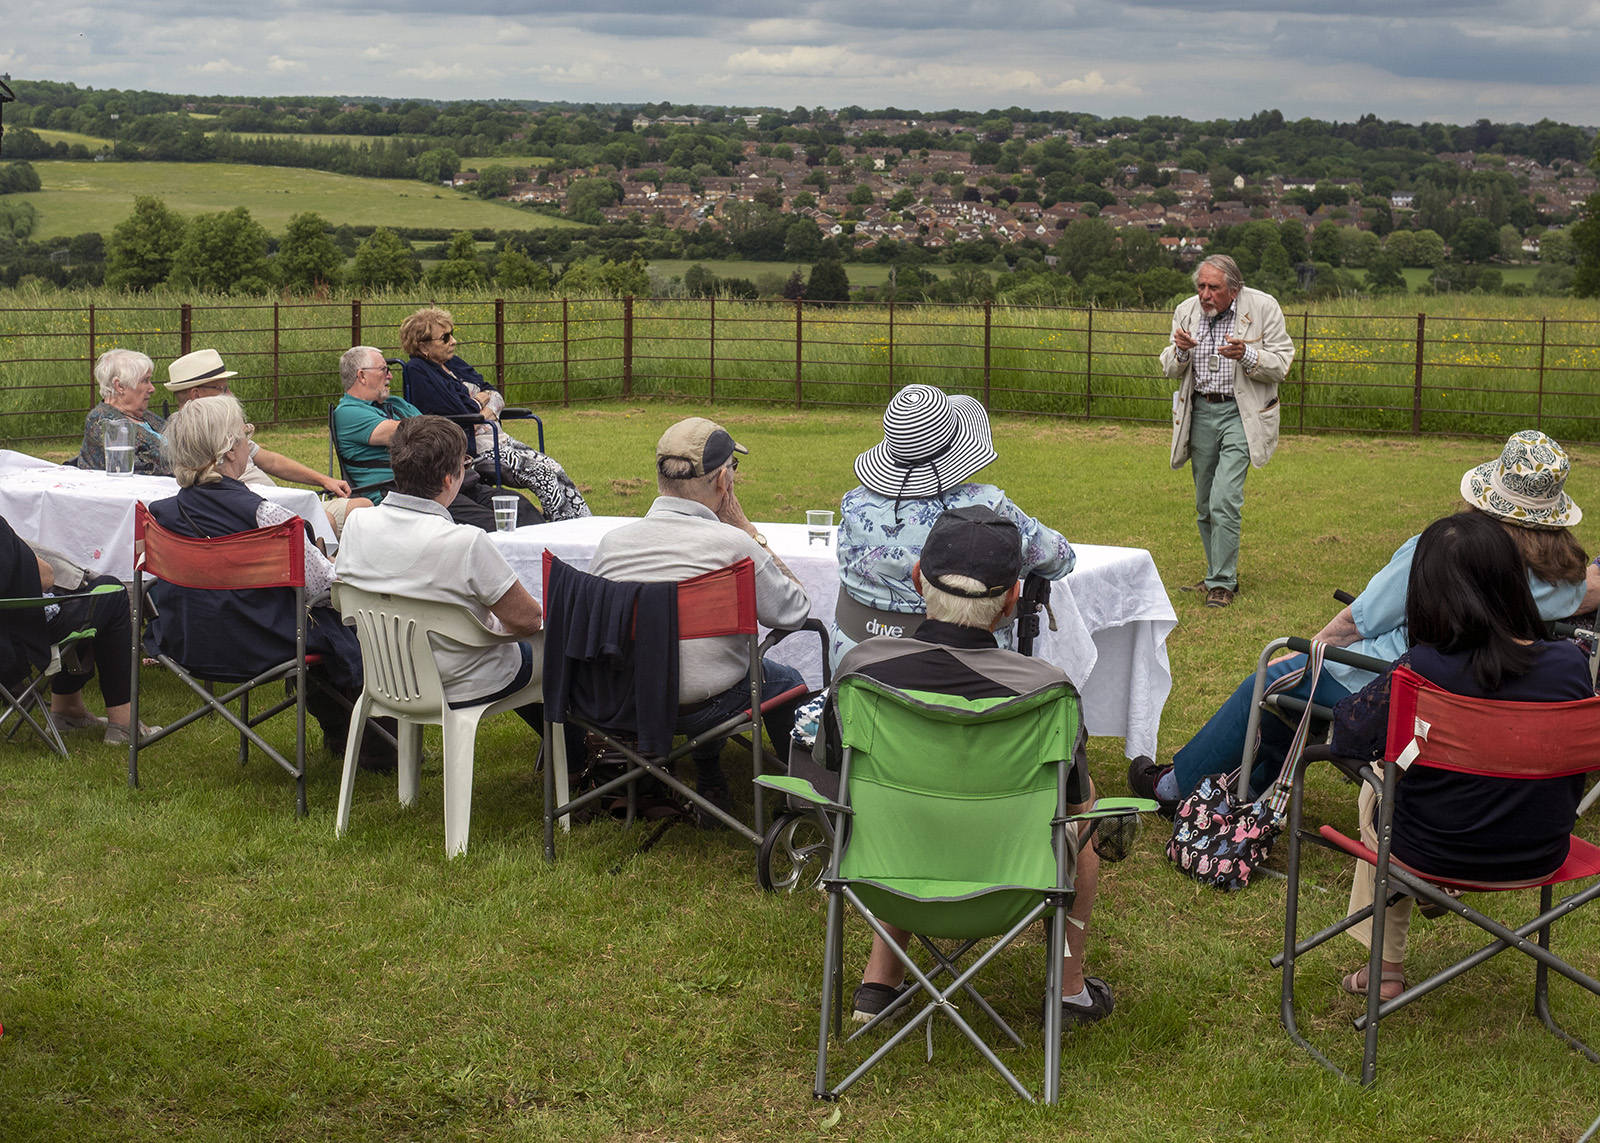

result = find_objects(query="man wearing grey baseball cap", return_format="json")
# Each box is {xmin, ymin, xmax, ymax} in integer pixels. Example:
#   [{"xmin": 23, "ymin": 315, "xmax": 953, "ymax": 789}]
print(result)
[{"xmin": 587, "ymin": 416, "xmax": 811, "ymax": 826}]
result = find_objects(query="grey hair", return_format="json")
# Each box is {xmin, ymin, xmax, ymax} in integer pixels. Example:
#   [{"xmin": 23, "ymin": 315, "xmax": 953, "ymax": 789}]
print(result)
[
  {"xmin": 920, "ymin": 572, "xmax": 1009, "ymax": 630},
  {"xmin": 339, "ymin": 345, "xmax": 384, "ymax": 392},
  {"xmin": 1193, "ymin": 254, "xmax": 1244, "ymax": 292},
  {"xmin": 93, "ymin": 348, "xmax": 154, "ymax": 402},
  {"xmin": 164, "ymin": 394, "xmax": 247, "ymax": 488},
  {"xmin": 656, "ymin": 458, "xmax": 726, "ymax": 502}
]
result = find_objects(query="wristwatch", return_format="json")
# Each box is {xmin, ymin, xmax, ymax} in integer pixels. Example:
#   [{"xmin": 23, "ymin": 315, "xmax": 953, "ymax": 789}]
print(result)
[{"xmin": 751, "ymin": 531, "xmax": 769, "ymax": 548}]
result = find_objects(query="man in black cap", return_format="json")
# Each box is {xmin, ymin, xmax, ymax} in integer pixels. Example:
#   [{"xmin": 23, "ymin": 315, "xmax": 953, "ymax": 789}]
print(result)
[
  {"xmin": 818, "ymin": 505, "xmax": 1114, "ymax": 1029},
  {"xmin": 588, "ymin": 416, "xmax": 811, "ymax": 825}
]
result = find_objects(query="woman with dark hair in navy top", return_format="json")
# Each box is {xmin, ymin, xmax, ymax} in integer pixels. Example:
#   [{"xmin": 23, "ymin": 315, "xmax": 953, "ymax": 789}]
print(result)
[{"xmin": 1330, "ymin": 511, "xmax": 1593, "ymax": 1000}]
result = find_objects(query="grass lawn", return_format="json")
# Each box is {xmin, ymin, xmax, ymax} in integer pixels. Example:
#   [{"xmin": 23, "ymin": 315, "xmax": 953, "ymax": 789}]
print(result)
[
  {"xmin": 7, "ymin": 407, "xmax": 1600, "ymax": 1140},
  {"xmin": 14, "ymin": 162, "xmax": 586, "ymax": 239}
]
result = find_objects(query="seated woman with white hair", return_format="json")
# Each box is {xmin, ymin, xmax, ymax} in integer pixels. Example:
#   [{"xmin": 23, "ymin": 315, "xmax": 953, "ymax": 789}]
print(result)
[
  {"xmin": 76, "ymin": 348, "xmax": 170, "ymax": 474},
  {"xmin": 143, "ymin": 394, "xmax": 391, "ymax": 767}
]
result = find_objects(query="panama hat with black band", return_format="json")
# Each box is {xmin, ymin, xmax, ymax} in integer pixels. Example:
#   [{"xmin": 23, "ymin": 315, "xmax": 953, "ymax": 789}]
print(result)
[
  {"xmin": 165, "ymin": 348, "xmax": 238, "ymax": 393},
  {"xmin": 854, "ymin": 384, "xmax": 998, "ymax": 501}
]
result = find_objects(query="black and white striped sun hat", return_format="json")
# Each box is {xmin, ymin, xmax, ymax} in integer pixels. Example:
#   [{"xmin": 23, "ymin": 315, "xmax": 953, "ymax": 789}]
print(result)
[{"xmin": 853, "ymin": 384, "xmax": 998, "ymax": 499}]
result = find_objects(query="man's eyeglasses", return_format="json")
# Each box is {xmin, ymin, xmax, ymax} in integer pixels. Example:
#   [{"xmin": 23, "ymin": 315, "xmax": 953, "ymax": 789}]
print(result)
[
  {"xmin": 361, "ymin": 362, "xmax": 392, "ymax": 375},
  {"xmin": 726, "ymin": 456, "xmax": 739, "ymax": 472}
]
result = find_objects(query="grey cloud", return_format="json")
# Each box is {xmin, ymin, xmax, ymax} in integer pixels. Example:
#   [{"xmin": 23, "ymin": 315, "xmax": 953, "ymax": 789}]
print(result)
[{"xmin": 1268, "ymin": 17, "xmax": 1600, "ymax": 86}]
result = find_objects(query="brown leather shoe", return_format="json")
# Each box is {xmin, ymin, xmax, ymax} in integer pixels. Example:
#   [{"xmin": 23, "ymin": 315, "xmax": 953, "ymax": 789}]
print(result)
[{"xmin": 1205, "ymin": 586, "xmax": 1235, "ymax": 608}]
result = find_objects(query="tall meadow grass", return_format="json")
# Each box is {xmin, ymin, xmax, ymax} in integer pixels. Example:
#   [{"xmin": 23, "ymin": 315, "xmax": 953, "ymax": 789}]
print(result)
[{"xmin": 2, "ymin": 285, "xmax": 1598, "ymax": 447}]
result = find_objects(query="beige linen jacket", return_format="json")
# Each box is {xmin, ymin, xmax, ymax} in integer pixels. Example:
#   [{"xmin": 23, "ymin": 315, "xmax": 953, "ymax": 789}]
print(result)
[{"xmin": 1160, "ymin": 285, "xmax": 1295, "ymax": 470}]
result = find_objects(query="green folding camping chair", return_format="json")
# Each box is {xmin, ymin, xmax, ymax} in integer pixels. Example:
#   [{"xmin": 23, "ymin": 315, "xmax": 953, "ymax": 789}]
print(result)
[
  {"xmin": 0, "ymin": 583, "xmax": 124, "ymax": 757},
  {"xmin": 760, "ymin": 671, "xmax": 1152, "ymax": 1104}
]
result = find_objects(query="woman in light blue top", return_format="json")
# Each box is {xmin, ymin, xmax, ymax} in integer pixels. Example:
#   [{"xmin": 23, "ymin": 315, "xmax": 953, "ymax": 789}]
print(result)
[
  {"xmin": 1148, "ymin": 430, "xmax": 1592, "ymax": 808},
  {"xmin": 830, "ymin": 384, "xmax": 1074, "ymax": 666}
]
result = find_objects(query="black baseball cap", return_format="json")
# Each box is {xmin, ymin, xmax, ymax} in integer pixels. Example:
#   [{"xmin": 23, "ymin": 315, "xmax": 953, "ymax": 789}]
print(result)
[{"xmin": 921, "ymin": 505, "xmax": 1023, "ymax": 598}]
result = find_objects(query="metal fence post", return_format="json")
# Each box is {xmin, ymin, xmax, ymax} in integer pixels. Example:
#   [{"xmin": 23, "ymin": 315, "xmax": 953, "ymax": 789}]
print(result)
[
  {"xmin": 351, "ymin": 298, "xmax": 361, "ymax": 349},
  {"xmin": 1412, "ymin": 312, "xmax": 1425, "ymax": 435},
  {"xmin": 495, "ymin": 298, "xmax": 505, "ymax": 390},
  {"xmin": 982, "ymin": 301, "xmax": 992, "ymax": 409},
  {"xmin": 708, "ymin": 296, "xmax": 717, "ymax": 403},
  {"xmin": 622, "ymin": 295, "xmax": 634, "ymax": 398},
  {"xmin": 272, "ymin": 303, "xmax": 281, "ymax": 427},
  {"xmin": 87, "ymin": 304, "xmax": 96, "ymax": 406},
  {"xmin": 1084, "ymin": 307, "xmax": 1094, "ymax": 418},
  {"xmin": 795, "ymin": 297, "xmax": 804, "ymax": 409},
  {"xmin": 180, "ymin": 303, "xmax": 192, "ymax": 356},
  {"xmin": 1537, "ymin": 317, "xmax": 1547, "ymax": 430},
  {"xmin": 887, "ymin": 300, "xmax": 895, "ymax": 394},
  {"xmin": 562, "ymin": 298, "xmax": 570, "ymax": 406},
  {"xmin": 1298, "ymin": 311, "xmax": 1309, "ymax": 431}
]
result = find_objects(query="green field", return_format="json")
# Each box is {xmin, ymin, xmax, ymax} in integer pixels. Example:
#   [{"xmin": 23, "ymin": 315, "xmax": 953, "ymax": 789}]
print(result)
[
  {"xmin": 28, "ymin": 128, "xmax": 114, "ymax": 150},
  {"xmin": 648, "ymin": 259, "xmax": 940, "ymax": 288},
  {"xmin": 1400, "ymin": 265, "xmax": 1541, "ymax": 290},
  {"xmin": 14, "ymin": 161, "xmax": 586, "ymax": 239},
  {"xmin": 454, "ymin": 154, "xmax": 559, "ymax": 170}
]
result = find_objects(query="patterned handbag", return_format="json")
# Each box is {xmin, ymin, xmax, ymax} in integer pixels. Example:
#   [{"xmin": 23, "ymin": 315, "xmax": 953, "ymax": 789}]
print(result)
[{"xmin": 1167, "ymin": 642, "xmax": 1328, "ymax": 891}]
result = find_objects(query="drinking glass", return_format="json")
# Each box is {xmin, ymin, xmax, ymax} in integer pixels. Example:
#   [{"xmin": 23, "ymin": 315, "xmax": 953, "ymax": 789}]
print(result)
[{"xmin": 104, "ymin": 420, "xmax": 134, "ymax": 476}]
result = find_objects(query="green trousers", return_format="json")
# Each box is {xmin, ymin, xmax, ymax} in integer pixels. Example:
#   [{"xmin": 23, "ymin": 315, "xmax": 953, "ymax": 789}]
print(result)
[{"xmin": 1189, "ymin": 398, "xmax": 1250, "ymax": 592}]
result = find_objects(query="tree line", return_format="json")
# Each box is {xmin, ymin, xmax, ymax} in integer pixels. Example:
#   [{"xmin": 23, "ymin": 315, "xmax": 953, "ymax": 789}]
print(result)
[{"xmin": 4, "ymin": 186, "xmax": 1598, "ymax": 302}]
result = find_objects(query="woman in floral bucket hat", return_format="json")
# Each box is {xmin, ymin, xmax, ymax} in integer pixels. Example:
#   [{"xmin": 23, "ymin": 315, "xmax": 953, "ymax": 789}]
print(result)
[
  {"xmin": 1139, "ymin": 430, "xmax": 1595, "ymax": 815},
  {"xmin": 828, "ymin": 384, "xmax": 1075, "ymax": 667}
]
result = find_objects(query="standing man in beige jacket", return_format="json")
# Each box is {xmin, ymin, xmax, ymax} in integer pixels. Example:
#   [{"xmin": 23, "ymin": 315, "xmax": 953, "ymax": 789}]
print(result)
[{"xmin": 1160, "ymin": 255, "xmax": 1295, "ymax": 608}]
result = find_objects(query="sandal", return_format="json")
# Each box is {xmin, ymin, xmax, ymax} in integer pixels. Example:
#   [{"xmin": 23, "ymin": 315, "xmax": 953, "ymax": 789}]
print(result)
[
  {"xmin": 1340, "ymin": 965, "xmax": 1406, "ymax": 1000},
  {"xmin": 1418, "ymin": 887, "xmax": 1464, "ymax": 919}
]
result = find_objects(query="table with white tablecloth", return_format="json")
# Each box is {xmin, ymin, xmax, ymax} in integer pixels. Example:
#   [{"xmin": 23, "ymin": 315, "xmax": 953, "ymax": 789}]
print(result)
[
  {"xmin": 490, "ymin": 516, "xmax": 1176, "ymax": 760},
  {"xmin": 0, "ymin": 449, "xmax": 337, "ymax": 581}
]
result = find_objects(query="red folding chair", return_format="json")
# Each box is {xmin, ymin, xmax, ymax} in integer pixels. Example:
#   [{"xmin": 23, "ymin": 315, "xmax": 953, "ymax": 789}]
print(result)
[
  {"xmin": 540, "ymin": 552, "xmax": 823, "ymax": 864},
  {"xmin": 1278, "ymin": 662, "xmax": 1600, "ymax": 1087},
  {"xmin": 129, "ymin": 502, "xmax": 353, "ymax": 816}
]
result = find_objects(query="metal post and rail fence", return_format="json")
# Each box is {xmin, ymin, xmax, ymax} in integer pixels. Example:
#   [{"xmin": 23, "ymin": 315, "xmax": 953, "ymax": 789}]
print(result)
[{"xmin": 2, "ymin": 295, "xmax": 1598, "ymax": 448}]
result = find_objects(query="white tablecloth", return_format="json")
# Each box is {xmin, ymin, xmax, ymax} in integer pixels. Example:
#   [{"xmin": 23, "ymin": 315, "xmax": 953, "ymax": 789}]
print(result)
[
  {"xmin": 0, "ymin": 449, "xmax": 337, "ymax": 581},
  {"xmin": 490, "ymin": 517, "xmax": 1176, "ymax": 760}
]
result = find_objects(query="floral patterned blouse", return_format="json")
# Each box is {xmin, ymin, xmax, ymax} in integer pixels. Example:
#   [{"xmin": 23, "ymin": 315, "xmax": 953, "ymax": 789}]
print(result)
[
  {"xmin": 77, "ymin": 402, "xmax": 169, "ymax": 475},
  {"xmin": 830, "ymin": 482, "xmax": 1074, "ymax": 662}
]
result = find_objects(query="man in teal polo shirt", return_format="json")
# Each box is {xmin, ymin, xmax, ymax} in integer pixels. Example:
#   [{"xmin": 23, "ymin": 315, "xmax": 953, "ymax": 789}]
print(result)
[{"xmin": 333, "ymin": 346, "xmax": 540, "ymax": 531}]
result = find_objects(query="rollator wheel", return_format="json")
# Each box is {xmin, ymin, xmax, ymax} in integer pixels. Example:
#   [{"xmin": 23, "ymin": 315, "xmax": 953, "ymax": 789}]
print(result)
[{"xmin": 756, "ymin": 811, "xmax": 830, "ymax": 893}]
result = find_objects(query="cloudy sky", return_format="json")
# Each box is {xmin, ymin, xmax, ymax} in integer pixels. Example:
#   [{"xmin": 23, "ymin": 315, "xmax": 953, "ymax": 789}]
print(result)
[{"xmin": 6, "ymin": 0, "xmax": 1598, "ymax": 126}]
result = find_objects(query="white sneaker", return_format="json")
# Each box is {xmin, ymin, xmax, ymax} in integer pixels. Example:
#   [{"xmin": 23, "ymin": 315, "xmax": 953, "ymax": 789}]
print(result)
[{"xmin": 49, "ymin": 711, "xmax": 109, "ymax": 733}]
